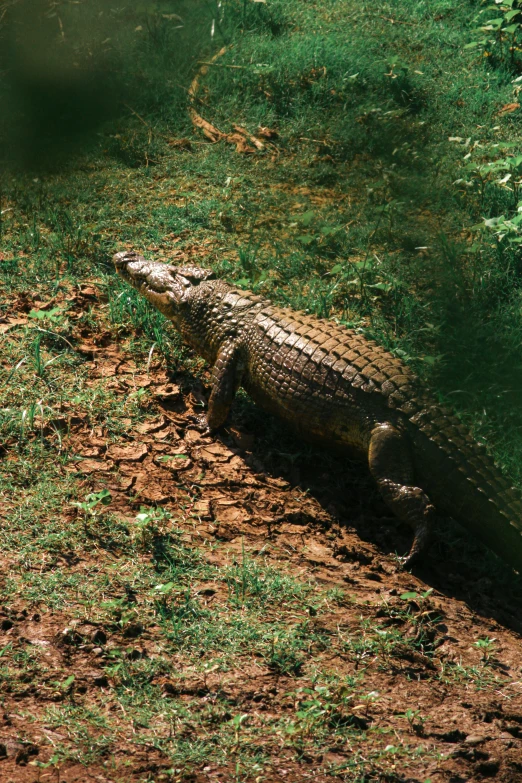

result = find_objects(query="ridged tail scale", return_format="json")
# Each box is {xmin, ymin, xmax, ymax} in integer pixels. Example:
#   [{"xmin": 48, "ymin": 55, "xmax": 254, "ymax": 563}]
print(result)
[{"xmin": 390, "ymin": 379, "xmax": 522, "ymax": 571}]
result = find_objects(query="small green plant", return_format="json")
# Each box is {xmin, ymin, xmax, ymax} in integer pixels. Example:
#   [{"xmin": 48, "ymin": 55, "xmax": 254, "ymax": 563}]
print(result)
[
  {"xmin": 474, "ymin": 636, "xmax": 497, "ymax": 662},
  {"xmin": 229, "ymin": 712, "xmax": 248, "ymax": 758},
  {"xmin": 30, "ymin": 333, "xmax": 66, "ymax": 379},
  {"xmin": 438, "ymin": 661, "xmax": 500, "ymax": 690},
  {"xmin": 52, "ymin": 674, "xmax": 76, "ymax": 695},
  {"xmin": 267, "ymin": 635, "xmax": 304, "ymax": 676},
  {"xmin": 135, "ymin": 508, "xmax": 171, "ymax": 527},
  {"xmin": 28, "ymin": 306, "xmax": 68, "ymax": 325},
  {"xmin": 466, "ymin": 1, "xmax": 522, "ymax": 70},
  {"xmin": 158, "ymin": 454, "xmax": 190, "ymax": 464},
  {"xmin": 32, "ymin": 335, "xmax": 45, "ymax": 378},
  {"xmin": 453, "ymin": 140, "xmax": 522, "ymax": 260},
  {"xmin": 236, "ymin": 244, "xmax": 268, "ymax": 289},
  {"xmin": 133, "ymin": 505, "xmax": 172, "ymax": 548},
  {"xmin": 292, "ymin": 209, "xmax": 345, "ymax": 251},
  {"xmin": 400, "ymin": 588, "xmax": 434, "ymax": 602},
  {"xmin": 329, "ymin": 254, "xmax": 395, "ymax": 308},
  {"xmin": 399, "ymin": 708, "xmax": 427, "ymax": 736},
  {"xmin": 462, "ymin": 144, "xmax": 522, "ymax": 204},
  {"xmin": 284, "ymin": 679, "xmax": 366, "ymax": 742},
  {"xmin": 73, "ymin": 490, "xmax": 112, "ymax": 523},
  {"xmin": 20, "ymin": 401, "xmax": 40, "ymax": 440}
]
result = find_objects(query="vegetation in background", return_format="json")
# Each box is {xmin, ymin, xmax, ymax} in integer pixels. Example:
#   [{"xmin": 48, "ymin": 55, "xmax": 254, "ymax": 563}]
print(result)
[
  {"xmin": 3, "ymin": 0, "xmax": 522, "ymax": 474},
  {"xmin": 0, "ymin": 0, "xmax": 204, "ymax": 168}
]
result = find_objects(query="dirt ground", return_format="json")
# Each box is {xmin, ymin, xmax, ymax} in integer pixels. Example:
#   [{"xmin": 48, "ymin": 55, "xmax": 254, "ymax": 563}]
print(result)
[{"xmin": 1, "ymin": 283, "xmax": 522, "ymax": 783}]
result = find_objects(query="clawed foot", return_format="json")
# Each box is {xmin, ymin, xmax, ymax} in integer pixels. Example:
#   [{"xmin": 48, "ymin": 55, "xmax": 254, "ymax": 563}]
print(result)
[
  {"xmin": 397, "ymin": 551, "xmax": 420, "ymax": 571},
  {"xmin": 187, "ymin": 414, "xmax": 212, "ymax": 435},
  {"xmin": 397, "ymin": 520, "xmax": 432, "ymax": 570}
]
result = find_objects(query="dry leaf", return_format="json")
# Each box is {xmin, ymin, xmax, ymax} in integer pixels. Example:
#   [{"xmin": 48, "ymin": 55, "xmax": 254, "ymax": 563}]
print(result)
[
  {"xmin": 135, "ymin": 417, "xmax": 167, "ymax": 434},
  {"xmin": 228, "ymin": 426, "xmax": 255, "ymax": 451},
  {"xmin": 0, "ymin": 316, "xmax": 29, "ymax": 332},
  {"xmin": 118, "ymin": 461, "xmax": 140, "ymax": 475},
  {"xmin": 232, "ymin": 124, "xmax": 264, "ymax": 150},
  {"xmin": 198, "ymin": 443, "xmax": 233, "ymax": 463},
  {"xmin": 156, "ymin": 453, "xmax": 192, "ymax": 471},
  {"xmin": 97, "ymin": 361, "xmax": 122, "ymax": 378},
  {"xmin": 168, "ymin": 138, "xmax": 193, "ymax": 150},
  {"xmin": 107, "ymin": 443, "xmax": 148, "ymax": 462},
  {"xmin": 78, "ymin": 285, "xmax": 98, "ymax": 298},
  {"xmin": 189, "ymin": 111, "xmax": 223, "ymax": 143},
  {"xmin": 77, "ymin": 446, "xmax": 103, "ymax": 458},
  {"xmin": 188, "ymin": 46, "xmax": 264, "ymax": 155},
  {"xmin": 119, "ymin": 475, "xmax": 135, "ymax": 491},
  {"xmin": 152, "ymin": 427, "xmax": 174, "ymax": 441},
  {"xmin": 498, "ymin": 102, "xmax": 520, "ymax": 115},
  {"xmin": 118, "ymin": 361, "xmax": 138, "ymax": 374},
  {"xmin": 151, "ymin": 442, "xmax": 172, "ymax": 453},
  {"xmin": 122, "ymin": 375, "xmax": 151, "ymax": 389},
  {"xmin": 154, "ymin": 383, "xmax": 181, "ymax": 400},
  {"xmin": 133, "ymin": 474, "xmax": 171, "ymax": 502},
  {"xmin": 304, "ymin": 540, "xmax": 334, "ymax": 566},
  {"xmin": 36, "ymin": 296, "xmax": 58, "ymax": 311},
  {"xmin": 76, "ymin": 343, "xmax": 102, "ymax": 355},
  {"xmin": 264, "ymin": 477, "xmax": 290, "ymax": 489},
  {"xmin": 192, "ymin": 500, "xmax": 212, "ymax": 519},
  {"xmin": 77, "ymin": 459, "xmax": 115, "ymax": 474},
  {"xmin": 257, "ymin": 126, "xmax": 278, "ymax": 139}
]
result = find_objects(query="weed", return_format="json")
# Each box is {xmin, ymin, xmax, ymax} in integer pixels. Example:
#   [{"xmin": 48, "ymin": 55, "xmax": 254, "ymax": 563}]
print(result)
[
  {"xmin": 267, "ymin": 636, "xmax": 305, "ymax": 676},
  {"xmin": 438, "ymin": 661, "xmax": 502, "ymax": 690},
  {"xmin": 225, "ymin": 543, "xmax": 311, "ymax": 607},
  {"xmin": 399, "ymin": 708, "xmax": 427, "ymax": 737},
  {"xmin": 474, "ymin": 636, "xmax": 497, "ymax": 663},
  {"xmin": 133, "ymin": 505, "xmax": 173, "ymax": 550},
  {"xmin": 467, "ymin": 1, "xmax": 522, "ymax": 71}
]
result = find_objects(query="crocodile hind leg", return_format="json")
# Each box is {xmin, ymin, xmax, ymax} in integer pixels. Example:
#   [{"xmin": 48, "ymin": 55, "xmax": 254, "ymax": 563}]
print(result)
[{"xmin": 368, "ymin": 423, "xmax": 436, "ymax": 567}]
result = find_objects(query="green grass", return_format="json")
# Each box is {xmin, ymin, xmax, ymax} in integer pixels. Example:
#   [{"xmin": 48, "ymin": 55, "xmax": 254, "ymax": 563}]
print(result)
[
  {"xmin": 3, "ymin": 1, "xmax": 522, "ymax": 477},
  {"xmin": 2, "ymin": 481, "xmax": 455, "ymax": 775},
  {"xmin": 1, "ymin": 0, "xmax": 522, "ymax": 779}
]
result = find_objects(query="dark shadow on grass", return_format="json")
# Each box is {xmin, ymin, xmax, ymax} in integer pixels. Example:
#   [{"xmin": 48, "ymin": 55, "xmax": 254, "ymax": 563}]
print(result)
[
  {"xmin": 206, "ymin": 392, "xmax": 522, "ymax": 638},
  {"xmin": 0, "ymin": 0, "xmax": 208, "ymax": 172}
]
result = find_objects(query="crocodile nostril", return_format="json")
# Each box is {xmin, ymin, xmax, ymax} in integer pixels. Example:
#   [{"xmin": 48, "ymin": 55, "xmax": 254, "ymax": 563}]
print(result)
[{"xmin": 113, "ymin": 251, "xmax": 142, "ymax": 268}]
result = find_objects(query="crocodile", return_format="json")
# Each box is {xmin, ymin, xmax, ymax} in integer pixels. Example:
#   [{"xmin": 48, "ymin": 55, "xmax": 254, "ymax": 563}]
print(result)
[{"xmin": 114, "ymin": 250, "xmax": 522, "ymax": 571}]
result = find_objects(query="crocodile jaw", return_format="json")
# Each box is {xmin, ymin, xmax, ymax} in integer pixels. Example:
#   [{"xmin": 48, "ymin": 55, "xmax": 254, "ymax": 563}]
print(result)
[{"xmin": 113, "ymin": 252, "xmax": 186, "ymax": 321}]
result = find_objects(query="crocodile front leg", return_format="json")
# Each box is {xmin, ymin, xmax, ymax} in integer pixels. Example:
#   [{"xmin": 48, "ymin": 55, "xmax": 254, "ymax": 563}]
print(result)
[
  {"xmin": 368, "ymin": 423, "xmax": 436, "ymax": 567},
  {"xmin": 195, "ymin": 340, "xmax": 245, "ymax": 432}
]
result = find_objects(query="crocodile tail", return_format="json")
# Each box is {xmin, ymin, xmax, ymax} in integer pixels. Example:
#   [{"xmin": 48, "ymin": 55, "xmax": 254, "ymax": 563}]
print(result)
[{"xmin": 405, "ymin": 399, "xmax": 522, "ymax": 572}]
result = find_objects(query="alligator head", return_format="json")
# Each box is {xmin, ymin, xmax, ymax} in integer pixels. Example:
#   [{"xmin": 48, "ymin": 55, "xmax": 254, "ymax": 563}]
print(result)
[{"xmin": 113, "ymin": 251, "xmax": 215, "ymax": 324}]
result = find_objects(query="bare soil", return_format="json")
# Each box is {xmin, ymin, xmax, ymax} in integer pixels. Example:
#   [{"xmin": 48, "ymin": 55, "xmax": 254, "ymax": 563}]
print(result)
[{"xmin": 1, "ymin": 285, "xmax": 521, "ymax": 783}]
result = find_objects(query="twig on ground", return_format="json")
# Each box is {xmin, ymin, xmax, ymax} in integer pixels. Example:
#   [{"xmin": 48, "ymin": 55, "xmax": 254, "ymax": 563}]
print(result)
[{"xmin": 188, "ymin": 47, "xmax": 265, "ymax": 154}]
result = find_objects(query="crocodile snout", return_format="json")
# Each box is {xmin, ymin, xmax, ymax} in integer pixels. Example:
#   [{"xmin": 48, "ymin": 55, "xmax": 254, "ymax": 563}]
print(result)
[{"xmin": 113, "ymin": 251, "xmax": 145, "ymax": 272}]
